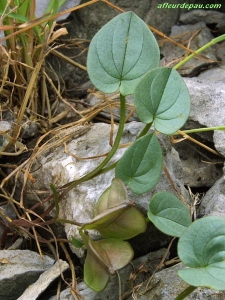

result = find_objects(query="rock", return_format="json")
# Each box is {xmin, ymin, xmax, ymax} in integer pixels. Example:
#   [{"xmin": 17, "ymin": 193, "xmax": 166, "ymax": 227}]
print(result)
[
  {"xmin": 197, "ymin": 66, "xmax": 225, "ymax": 82},
  {"xmin": 144, "ymin": 0, "xmax": 180, "ymax": 35},
  {"xmin": 126, "ymin": 263, "xmax": 225, "ymax": 299},
  {"xmin": 199, "ymin": 176, "xmax": 225, "ymax": 219},
  {"xmin": 0, "ymin": 111, "xmax": 38, "ymax": 153},
  {"xmin": 24, "ymin": 122, "xmax": 190, "ymax": 257},
  {"xmin": 20, "ymin": 120, "xmax": 39, "ymax": 139},
  {"xmin": 172, "ymin": 77, "xmax": 225, "ymax": 189},
  {"xmin": 180, "ymin": 9, "xmax": 225, "ymax": 34},
  {"xmin": 86, "ymin": 92, "xmax": 138, "ymax": 122},
  {"xmin": 216, "ymin": 42, "xmax": 225, "ymax": 62},
  {"xmin": 18, "ymin": 259, "xmax": 69, "ymax": 300},
  {"xmin": 0, "ymin": 121, "xmax": 12, "ymax": 151},
  {"xmin": 160, "ymin": 22, "xmax": 217, "ymax": 76},
  {"xmin": 173, "ymin": 139, "xmax": 223, "ymax": 188},
  {"xmin": 0, "ymin": 250, "xmax": 54, "ymax": 300},
  {"xmin": 48, "ymin": 248, "xmax": 169, "ymax": 300},
  {"xmin": 184, "ymin": 77, "xmax": 225, "ymax": 157},
  {"xmin": 36, "ymin": 0, "xmax": 81, "ymax": 20}
]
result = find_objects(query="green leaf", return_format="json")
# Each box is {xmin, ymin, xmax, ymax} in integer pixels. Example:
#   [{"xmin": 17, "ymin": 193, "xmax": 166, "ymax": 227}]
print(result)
[
  {"xmin": 71, "ymin": 236, "xmax": 84, "ymax": 248},
  {"xmin": 84, "ymin": 250, "xmax": 109, "ymax": 292},
  {"xmin": 115, "ymin": 133, "xmax": 163, "ymax": 194},
  {"xmin": 94, "ymin": 178, "xmax": 128, "ymax": 216},
  {"xmin": 87, "ymin": 11, "xmax": 160, "ymax": 96},
  {"xmin": 97, "ymin": 206, "xmax": 147, "ymax": 239},
  {"xmin": 82, "ymin": 203, "xmax": 146, "ymax": 239},
  {"xmin": 147, "ymin": 192, "xmax": 192, "ymax": 237},
  {"xmin": 178, "ymin": 216, "xmax": 225, "ymax": 290},
  {"xmin": 134, "ymin": 67, "xmax": 191, "ymax": 134},
  {"xmin": 0, "ymin": 11, "xmax": 29, "ymax": 23},
  {"xmin": 84, "ymin": 236, "xmax": 134, "ymax": 291}
]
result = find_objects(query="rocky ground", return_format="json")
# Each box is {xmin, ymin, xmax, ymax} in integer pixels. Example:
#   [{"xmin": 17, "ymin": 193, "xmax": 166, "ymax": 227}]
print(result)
[{"xmin": 1, "ymin": 1, "xmax": 225, "ymax": 299}]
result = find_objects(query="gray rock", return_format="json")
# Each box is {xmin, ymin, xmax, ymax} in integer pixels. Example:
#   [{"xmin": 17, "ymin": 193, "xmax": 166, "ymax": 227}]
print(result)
[
  {"xmin": 216, "ymin": 42, "xmax": 225, "ymax": 62},
  {"xmin": 18, "ymin": 259, "xmax": 69, "ymax": 300},
  {"xmin": 161, "ymin": 22, "xmax": 217, "ymax": 76},
  {"xmin": 180, "ymin": 9, "xmax": 225, "ymax": 33},
  {"xmin": 173, "ymin": 139, "xmax": 223, "ymax": 188},
  {"xmin": 144, "ymin": 0, "xmax": 180, "ymax": 35},
  {"xmin": 86, "ymin": 92, "xmax": 138, "ymax": 122},
  {"xmin": 199, "ymin": 176, "xmax": 225, "ymax": 218},
  {"xmin": 197, "ymin": 66, "xmax": 225, "ymax": 82},
  {"xmin": 36, "ymin": 0, "xmax": 81, "ymax": 20},
  {"xmin": 0, "ymin": 250, "xmax": 54, "ymax": 300},
  {"xmin": 20, "ymin": 120, "xmax": 39, "ymax": 139},
  {"xmin": 126, "ymin": 263, "xmax": 225, "ymax": 300},
  {"xmin": 25, "ymin": 122, "xmax": 189, "ymax": 257},
  {"xmin": 184, "ymin": 77, "xmax": 225, "ymax": 157},
  {"xmin": 0, "ymin": 121, "xmax": 12, "ymax": 151}
]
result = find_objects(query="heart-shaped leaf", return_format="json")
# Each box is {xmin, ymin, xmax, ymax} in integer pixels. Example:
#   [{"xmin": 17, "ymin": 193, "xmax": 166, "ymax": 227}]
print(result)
[
  {"xmin": 134, "ymin": 67, "xmax": 191, "ymax": 134},
  {"xmin": 87, "ymin": 11, "xmax": 160, "ymax": 96},
  {"xmin": 178, "ymin": 216, "xmax": 225, "ymax": 290},
  {"xmin": 148, "ymin": 192, "xmax": 192, "ymax": 237},
  {"xmin": 82, "ymin": 203, "xmax": 146, "ymax": 239},
  {"xmin": 115, "ymin": 133, "xmax": 163, "ymax": 194},
  {"xmin": 83, "ymin": 235, "xmax": 134, "ymax": 291},
  {"xmin": 94, "ymin": 178, "xmax": 128, "ymax": 216}
]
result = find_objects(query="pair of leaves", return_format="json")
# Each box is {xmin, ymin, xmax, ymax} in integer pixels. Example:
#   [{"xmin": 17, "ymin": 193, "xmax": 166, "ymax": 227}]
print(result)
[
  {"xmin": 112, "ymin": 67, "xmax": 191, "ymax": 194},
  {"xmin": 148, "ymin": 192, "xmax": 225, "ymax": 290},
  {"xmin": 82, "ymin": 178, "xmax": 147, "ymax": 239},
  {"xmin": 81, "ymin": 178, "xmax": 146, "ymax": 291}
]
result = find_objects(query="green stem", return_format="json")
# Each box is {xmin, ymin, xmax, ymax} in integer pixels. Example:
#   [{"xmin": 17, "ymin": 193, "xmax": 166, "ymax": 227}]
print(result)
[
  {"xmin": 174, "ymin": 126, "xmax": 225, "ymax": 135},
  {"xmin": 174, "ymin": 285, "xmax": 197, "ymax": 300},
  {"xmin": 138, "ymin": 122, "xmax": 153, "ymax": 138},
  {"xmin": 174, "ymin": 34, "xmax": 225, "ymax": 70},
  {"xmin": 97, "ymin": 122, "xmax": 154, "ymax": 176},
  {"xmin": 59, "ymin": 94, "xmax": 126, "ymax": 198}
]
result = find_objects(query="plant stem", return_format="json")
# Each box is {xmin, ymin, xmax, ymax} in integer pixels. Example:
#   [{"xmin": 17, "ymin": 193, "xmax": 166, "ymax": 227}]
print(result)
[
  {"xmin": 59, "ymin": 94, "xmax": 126, "ymax": 198},
  {"xmin": 173, "ymin": 126, "xmax": 225, "ymax": 135},
  {"xmin": 137, "ymin": 122, "xmax": 153, "ymax": 138},
  {"xmin": 174, "ymin": 285, "xmax": 197, "ymax": 300},
  {"xmin": 174, "ymin": 34, "xmax": 225, "ymax": 70},
  {"xmin": 96, "ymin": 122, "xmax": 154, "ymax": 176}
]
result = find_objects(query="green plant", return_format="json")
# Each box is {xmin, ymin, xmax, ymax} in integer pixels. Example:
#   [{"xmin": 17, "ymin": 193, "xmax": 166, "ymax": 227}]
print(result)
[
  {"xmin": 148, "ymin": 194, "xmax": 225, "ymax": 299},
  {"xmin": 72, "ymin": 178, "xmax": 146, "ymax": 291},
  {"xmin": 3, "ymin": 2, "xmax": 224, "ymax": 295},
  {"xmin": 69, "ymin": 10, "xmax": 225, "ymax": 296}
]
